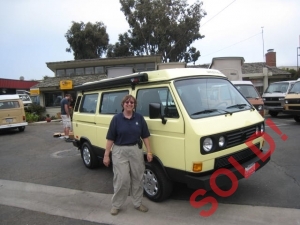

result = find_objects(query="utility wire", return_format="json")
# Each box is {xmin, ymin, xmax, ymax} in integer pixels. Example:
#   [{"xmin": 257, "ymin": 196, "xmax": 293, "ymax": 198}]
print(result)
[
  {"xmin": 201, "ymin": 32, "xmax": 261, "ymax": 57},
  {"xmin": 201, "ymin": 0, "xmax": 237, "ymax": 27}
]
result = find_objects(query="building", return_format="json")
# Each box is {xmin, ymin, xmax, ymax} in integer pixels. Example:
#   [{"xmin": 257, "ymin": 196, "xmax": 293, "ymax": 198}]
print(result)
[
  {"xmin": 30, "ymin": 55, "xmax": 166, "ymax": 117},
  {"xmin": 190, "ymin": 49, "xmax": 291, "ymax": 95},
  {"xmin": 0, "ymin": 78, "xmax": 39, "ymax": 95}
]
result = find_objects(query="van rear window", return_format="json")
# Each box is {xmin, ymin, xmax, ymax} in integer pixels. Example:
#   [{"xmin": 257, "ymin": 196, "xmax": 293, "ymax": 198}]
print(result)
[{"xmin": 0, "ymin": 101, "xmax": 20, "ymax": 109}]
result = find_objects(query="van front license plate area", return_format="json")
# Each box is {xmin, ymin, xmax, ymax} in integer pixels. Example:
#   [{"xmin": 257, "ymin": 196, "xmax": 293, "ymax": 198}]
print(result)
[
  {"xmin": 244, "ymin": 163, "xmax": 255, "ymax": 178},
  {"xmin": 6, "ymin": 118, "xmax": 13, "ymax": 123}
]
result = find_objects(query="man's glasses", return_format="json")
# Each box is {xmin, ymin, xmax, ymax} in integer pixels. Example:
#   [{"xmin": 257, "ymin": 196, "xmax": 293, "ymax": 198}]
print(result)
[{"xmin": 125, "ymin": 101, "xmax": 134, "ymax": 105}]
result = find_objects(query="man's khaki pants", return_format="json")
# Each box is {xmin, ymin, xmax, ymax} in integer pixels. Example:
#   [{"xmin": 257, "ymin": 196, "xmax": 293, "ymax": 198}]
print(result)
[{"xmin": 111, "ymin": 144, "xmax": 145, "ymax": 209}]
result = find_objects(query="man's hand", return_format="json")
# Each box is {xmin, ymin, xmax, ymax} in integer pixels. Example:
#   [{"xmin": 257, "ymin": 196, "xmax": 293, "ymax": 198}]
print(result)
[{"xmin": 103, "ymin": 155, "xmax": 110, "ymax": 167}]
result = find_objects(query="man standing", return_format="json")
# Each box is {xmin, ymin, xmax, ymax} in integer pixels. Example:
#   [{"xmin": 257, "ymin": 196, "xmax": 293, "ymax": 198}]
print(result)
[{"xmin": 60, "ymin": 94, "xmax": 72, "ymax": 142}]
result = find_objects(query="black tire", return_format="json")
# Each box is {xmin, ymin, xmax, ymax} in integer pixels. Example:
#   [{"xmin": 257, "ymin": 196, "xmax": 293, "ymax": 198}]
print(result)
[
  {"xmin": 143, "ymin": 162, "xmax": 173, "ymax": 202},
  {"xmin": 81, "ymin": 142, "xmax": 98, "ymax": 169},
  {"xmin": 18, "ymin": 126, "xmax": 25, "ymax": 132},
  {"xmin": 294, "ymin": 116, "xmax": 300, "ymax": 122},
  {"xmin": 269, "ymin": 111, "xmax": 278, "ymax": 117}
]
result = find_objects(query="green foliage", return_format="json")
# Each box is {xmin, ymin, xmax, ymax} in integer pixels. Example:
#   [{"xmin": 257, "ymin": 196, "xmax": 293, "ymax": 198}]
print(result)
[
  {"xmin": 25, "ymin": 103, "xmax": 46, "ymax": 121},
  {"xmin": 65, "ymin": 21, "xmax": 109, "ymax": 59},
  {"xmin": 282, "ymin": 68, "xmax": 300, "ymax": 80},
  {"xmin": 25, "ymin": 112, "xmax": 39, "ymax": 123},
  {"xmin": 110, "ymin": 0, "xmax": 206, "ymax": 62}
]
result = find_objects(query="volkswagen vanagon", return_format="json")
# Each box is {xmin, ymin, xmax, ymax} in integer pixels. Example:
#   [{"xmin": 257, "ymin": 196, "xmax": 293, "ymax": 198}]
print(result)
[
  {"xmin": 71, "ymin": 68, "xmax": 270, "ymax": 202},
  {"xmin": 0, "ymin": 94, "xmax": 28, "ymax": 132}
]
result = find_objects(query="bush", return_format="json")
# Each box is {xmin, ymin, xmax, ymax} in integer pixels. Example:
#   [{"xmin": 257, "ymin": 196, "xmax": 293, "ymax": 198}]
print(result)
[
  {"xmin": 26, "ymin": 103, "xmax": 46, "ymax": 115},
  {"xmin": 26, "ymin": 112, "xmax": 39, "ymax": 123}
]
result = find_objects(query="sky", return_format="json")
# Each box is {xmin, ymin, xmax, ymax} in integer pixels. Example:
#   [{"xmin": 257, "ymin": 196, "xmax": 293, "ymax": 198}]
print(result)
[{"xmin": 0, "ymin": 0, "xmax": 299, "ymax": 81}]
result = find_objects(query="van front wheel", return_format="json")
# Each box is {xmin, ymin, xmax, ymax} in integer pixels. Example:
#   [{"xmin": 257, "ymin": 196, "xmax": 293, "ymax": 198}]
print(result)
[
  {"xmin": 269, "ymin": 111, "xmax": 278, "ymax": 117},
  {"xmin": 81, "ymin": 142, "xmax": 97, "ymax": 169},
  {"xmin": 294, "ymin": 116, "xmax": 300, "ymax": 122},
  {"xmin": 143, "ymin": 162, "xmax": 173, "ymax": 202}
]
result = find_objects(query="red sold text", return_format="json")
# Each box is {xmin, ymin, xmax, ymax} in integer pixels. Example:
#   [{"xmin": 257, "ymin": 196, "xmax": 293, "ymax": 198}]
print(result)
[{"xmin": 189, "ymin": 118, "xmax": 288, "ymax": 217}]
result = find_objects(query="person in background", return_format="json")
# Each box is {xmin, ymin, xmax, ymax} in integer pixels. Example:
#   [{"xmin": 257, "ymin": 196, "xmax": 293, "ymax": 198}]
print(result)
[
  {"xmin": 103, "ymin": 94, "xmax": 153, "ymax": 216},
  {"xmin": 60, "ymin": 94, "xmax": 72, "ymax": 142}
]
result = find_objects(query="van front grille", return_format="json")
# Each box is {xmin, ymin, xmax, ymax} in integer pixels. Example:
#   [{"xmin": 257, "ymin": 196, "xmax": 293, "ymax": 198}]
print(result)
[
  {"xmin": 214, "ymin": 144, "xmax": 260, "ymax": 169},
  {"xmin": 226, "ymin": 125, "xmax": 257, "ymax": 148}
]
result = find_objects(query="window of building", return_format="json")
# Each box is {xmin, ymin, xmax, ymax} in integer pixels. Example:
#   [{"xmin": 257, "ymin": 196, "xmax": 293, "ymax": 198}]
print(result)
[
  {"xmin": 80, "ymin": 94, "xmax": 98, "ymax": 113},
  {"xmin": 76, "ymin": 68, "xmax": 84, "ymax": 75},
  {"xmin": 85, "ymin": 67, "xmax": 94, "ymax": 75},
  {"xmin": 95, "ymin": 66, "xmax": 104, "ymax": 74},
  {"xmin": 44, "ymin": 92, "xmax": 63, "ymax": 107},
  {"xmin": 146, "ymin": 63, "xmax": 155, "ymax": 71},
  {"xmin": 100, "ymin": 91, "xmax": 128, "ymax": 114},
  {"xmin": 66, "ymin": 69, "xmax": 75, "ymax": 76},
  {"xmin": 135, "ymin": 63, "xmax": 145, "ymax": 72},
  {"xmin": 56, "ymin": 70, "xmax": 65, "ymax": 77}
]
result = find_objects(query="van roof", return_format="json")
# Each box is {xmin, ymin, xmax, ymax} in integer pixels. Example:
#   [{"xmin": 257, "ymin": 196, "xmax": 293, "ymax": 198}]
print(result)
[
  {"xmin": 270, "ymin": 80, "xmax": 296, "ymax": 84},
  {"xmin": 0, "ymin": 94, "xmax": 20, "ymax": 100},
  {"xmin": 74, "ymin": 68, "xmax": 226, "ymax": 92},
  {"xmin": 231, "ymin": 80, "xmax": 253, "ymax": 85}
]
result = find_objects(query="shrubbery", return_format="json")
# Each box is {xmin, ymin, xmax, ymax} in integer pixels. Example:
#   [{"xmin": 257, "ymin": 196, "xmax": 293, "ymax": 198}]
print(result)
[
  {"xmin": 25, "ymin": 112, "xmax": 39, "ymax": 122},
  {"xmin": 25, "ymin": 103, "xmax": 46, "ymax": 121}
]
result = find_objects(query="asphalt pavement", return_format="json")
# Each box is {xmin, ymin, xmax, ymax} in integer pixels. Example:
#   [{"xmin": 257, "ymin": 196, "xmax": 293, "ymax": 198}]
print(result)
[{"xmin": 1, "ymin": 178, "xmax": 299, "ymax": 225}]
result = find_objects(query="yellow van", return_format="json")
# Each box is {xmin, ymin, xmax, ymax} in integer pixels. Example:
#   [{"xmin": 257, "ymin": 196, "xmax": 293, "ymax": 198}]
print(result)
[
  {"xmin": 71, "ymin": 68, "xmax": 269, "ymax": 202},
  {"xmin": 283, "ymin": 78, "xmax": 300, "ymax": 122},
  {"xmin": 0, "ymin": 94, "xmax": 28, "ymax": 132}
]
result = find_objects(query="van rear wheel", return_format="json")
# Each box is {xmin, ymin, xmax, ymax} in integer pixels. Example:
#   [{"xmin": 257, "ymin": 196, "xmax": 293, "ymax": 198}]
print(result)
[
  {"xmin": 143, "ymin": 162, "xmax": 173, "ymax": 202},
  {"xmin": 81, "ymin": 142, "xmax": 98, "ymax": 169},
  {"xmin": 18, "ymin": 126, "xmax": 25, "ymax": 132}
]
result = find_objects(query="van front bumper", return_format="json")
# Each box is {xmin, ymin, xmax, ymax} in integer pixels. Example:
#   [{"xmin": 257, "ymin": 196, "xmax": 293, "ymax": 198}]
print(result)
[
  {"xmin": 281, "ymin": 110, "xmax": 300, "ymax": 116},
  {"xmin": 0, "ymin": 122, "xmax": 28, "ymax": 129},
  {"xmin": 185, "ymin": 154, "xmax": 270, "ymax": 190}
]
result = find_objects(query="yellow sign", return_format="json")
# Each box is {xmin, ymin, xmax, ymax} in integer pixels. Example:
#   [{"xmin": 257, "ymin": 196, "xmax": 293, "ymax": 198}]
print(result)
[
  {"xmin": 60, "ymin": 80, "xmax": 73, "ymax": 90},
  {"xmin": 30, "ymin": 89, "xmax": 40, "ymax": 95}
]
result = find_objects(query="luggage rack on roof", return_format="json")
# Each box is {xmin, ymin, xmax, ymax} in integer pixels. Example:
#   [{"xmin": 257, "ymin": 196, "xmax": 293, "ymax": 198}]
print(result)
[{"xmin": 74, "ymin": 73, "xmax": 148, "ymax": 92}]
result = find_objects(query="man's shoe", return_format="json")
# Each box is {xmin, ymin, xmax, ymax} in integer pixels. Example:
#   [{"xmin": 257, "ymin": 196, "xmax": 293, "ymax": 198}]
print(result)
[
  {"xmin": 135, "ymin": 204, "xmax": 148, "ymax": 212},
  {"xmin": 65, "ymin": 138, "xmax": 73, "ymax": 142},
  {"xmin": 110, "ymin": 207, "xmax": 119, "ymax": 215}
]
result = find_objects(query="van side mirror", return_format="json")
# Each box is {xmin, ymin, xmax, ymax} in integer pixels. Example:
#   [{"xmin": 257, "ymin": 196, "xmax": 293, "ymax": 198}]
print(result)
[{"xmin": 149, "ymin": 103, "xmax": 167, "ymax": 124}]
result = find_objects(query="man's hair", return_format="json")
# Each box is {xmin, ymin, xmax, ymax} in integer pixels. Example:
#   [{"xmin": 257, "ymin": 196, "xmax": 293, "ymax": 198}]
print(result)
[{"xmin": 65, "ymin": 94, "xmax": 71, "ymax": 98}]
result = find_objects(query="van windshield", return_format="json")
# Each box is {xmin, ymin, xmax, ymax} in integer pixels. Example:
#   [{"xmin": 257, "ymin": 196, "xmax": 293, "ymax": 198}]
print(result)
[
  {"xmin": 289, "ymin": 82, "xmax": 300, "ymax": 93},
  {"xmin": 174, "ymin": 78, "xmax": 251, "ymax": 118},
  {"xmin": 264, "ymin": 83, "xmax": 289, "ymax": 93},
  {"xmin": 234, "ymin": 84, "xmax": 260, "ymax": 98}
]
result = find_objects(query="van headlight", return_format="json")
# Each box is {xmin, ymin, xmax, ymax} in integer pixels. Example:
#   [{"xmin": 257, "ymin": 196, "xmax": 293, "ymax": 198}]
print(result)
[
  {"xmin": 218, "ymin": 136, "xmax": 225, "ymax": 147},
  {"xmin": 279, "ymin": 98, "xmax": 285, "ymax": 101},
  {"xmin": 262, "ymin": 98, "xmax": 266, "ymax": 101},
  {"xmin": 203, "ymin": 138, "xmax": 213, "ymax": 152},
  {"xmin": 257, "ymin": 105, "xmax": 263, "ymax": 111},
  {"xmin": 260, "ymin": 123, "xmax": 265, "ymax": 133},
  {"xmin": 285, "ymin": 100, "xmax": 288, "ymax": 104}
]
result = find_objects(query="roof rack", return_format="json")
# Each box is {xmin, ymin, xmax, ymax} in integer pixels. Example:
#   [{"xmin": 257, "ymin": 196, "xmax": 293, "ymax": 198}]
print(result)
[{"xmin": 73, "ymin": 73, "xmax": 148, "ymax": 92}]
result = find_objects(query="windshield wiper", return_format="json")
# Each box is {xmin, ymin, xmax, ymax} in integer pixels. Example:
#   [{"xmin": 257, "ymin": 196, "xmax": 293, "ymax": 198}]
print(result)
[
  {"xmin": 191, "ymin": 109, "xmax": 218, "ymax": 115},
  {"xmin": 226, "ymin": 104, "xmax": 247, "ymax": 109}
]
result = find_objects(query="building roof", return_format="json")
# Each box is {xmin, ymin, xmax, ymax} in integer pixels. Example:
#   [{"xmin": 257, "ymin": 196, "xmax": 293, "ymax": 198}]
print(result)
[
  {"xmin": 46, "ymin": 55, "xmax": 162, "ymax": 71},
  {"xmin": 188, "ymin": 62, "xmax": 291, "ymax": 75},
  {"xmin": 0, "ymin": 79, "xmax": 39, "ymax": 89},
  {"xmin": 31, "ymin": 74, "xmax": 107, "ymax": 88}
]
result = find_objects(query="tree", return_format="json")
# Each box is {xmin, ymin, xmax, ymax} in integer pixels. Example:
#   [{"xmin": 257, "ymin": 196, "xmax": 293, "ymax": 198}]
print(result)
[
  {"xmin": 65, "ymin": 21, "xmax": 109, "ymax": 60},
  {"xmin": 282, "ymin": 68, "xmax": 300, "ymax": 80},
  {"xmin": 114, "ymin": 0, "xmax": 206, "ymax": 63},
  {"xmin": 107, "ymin": 33, "xmax": 134, "ymax": 57}
]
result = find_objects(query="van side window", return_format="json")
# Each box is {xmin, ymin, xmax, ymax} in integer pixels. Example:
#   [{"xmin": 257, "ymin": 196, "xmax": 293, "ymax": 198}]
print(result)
[
  {"xmin": 80, "ymin": 94, "xmax": 98, "ymax": 113},
  {"xmin": 136, "ymin": 88, "xmax": 179, "ymax": 118},
  {"xmin": 100, "ymin": 91, "xmax": 128, "ymax": 114},
  {"xmin": 74, "ymin": 96, "xmax": 82, "ymax": 112}
]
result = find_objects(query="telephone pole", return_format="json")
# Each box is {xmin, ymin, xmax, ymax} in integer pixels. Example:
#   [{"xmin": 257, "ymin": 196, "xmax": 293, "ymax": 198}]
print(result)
[{"xmin": 261, "ymin": 27, "xmax": 265, "ymax": 61}]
